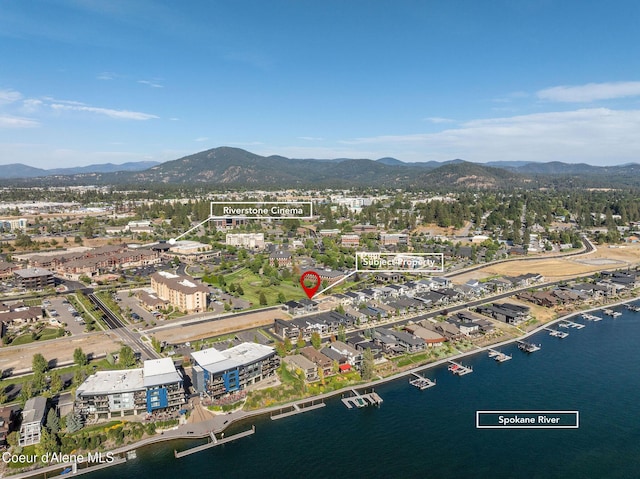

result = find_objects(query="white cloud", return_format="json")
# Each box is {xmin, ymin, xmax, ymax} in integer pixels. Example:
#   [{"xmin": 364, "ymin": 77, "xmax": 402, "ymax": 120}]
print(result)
[
  {"xmin": 97, "ymin": 72, "xmax": 117, "ymax": 80},
  {"xmin": 298, "ymin": 136, "xmax": 324, "ymax": 141},
  {"xmin": 339, "ymin": 108, "xmax": 640, "ymax": 164},
  {"xmin": 0, "ymin": 88, "xmax": 22, "ymax": 104},
  {"xmin": 0, "ymin": 115, "xmax": 39, "ymax": 128},
  {"xmin": 423, "ymin": 117, "xmax": 455, "ymax": 124},
  {"xmin": 194, "ymin": 137, "xmax": 208, "ymax": 142},
  {"xmin": 537, "ymin": 81, "xmax": 640, "ymax": 103},
  {"xmin": 138, "ymin": 80, "xmax": 163, "ymax": 88},
  {"xmin": 50, "ymin": 102, "xmax": 158, "ymax": 120}
]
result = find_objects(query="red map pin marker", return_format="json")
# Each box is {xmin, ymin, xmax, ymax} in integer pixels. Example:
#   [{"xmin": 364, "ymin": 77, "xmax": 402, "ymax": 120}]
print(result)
[{"xmin": 300, "ymin": 271, "xmax": 321, "ymax": 299}]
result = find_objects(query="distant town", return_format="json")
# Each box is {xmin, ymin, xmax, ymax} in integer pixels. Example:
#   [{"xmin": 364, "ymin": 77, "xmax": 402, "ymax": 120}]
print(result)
[{"xmin": 0, "ymin": 184, "xmax": 639, "ymax": 475}]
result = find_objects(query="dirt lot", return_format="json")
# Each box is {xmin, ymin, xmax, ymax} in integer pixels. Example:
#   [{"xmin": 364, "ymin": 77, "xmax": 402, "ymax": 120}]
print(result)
[
  {"xmin": 452, "ymin": 243, "xmax": 640, "ymax": 284},
  {"xmin": 151, "ymin": 309, "xmax": 290, "ymax": 344},
  {"xmin": 0, "ymin": 331, "xmax": 123, "ymax": 374}
]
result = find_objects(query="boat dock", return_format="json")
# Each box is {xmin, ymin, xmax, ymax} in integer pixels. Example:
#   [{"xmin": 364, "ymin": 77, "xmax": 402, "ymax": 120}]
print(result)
[
  {"xmin": 270, "ymin": 399, "xmax": 326, "ymax": 420},
  {"xmin": 545, "ymin": 327, "xmax": 569, "ymax": 338},
  {"xmin": 409, "ymin": 373, "xmax": 436, "ymax": 390},
  {"xmin": 517, "ymin": 340, "xmax": 541, "ymax": 353},
  {"xmin": 603, "ymin": 309, "xmax": 622, "ymax": 317},
  {"xmin": 448, "ymin": 360, "xmax": 473, "ymax": 375},
  {"xmin": 487, "ymin": 349, "xmax": 512, "ymax": 362},
  {"xmin": 560, "ymin": 319, "xmax": 585, "ymax": 329},
  {"xmin": 174, "ymin": 427, "xmax": 256, "ymax": 458},
  {"xmin": 582, "ymin": 313, "xmax": 602, "ymax": 322},
  {"xmin": 626, "ymin": 304, "xmax": 640, "ymax": 312},
  {"xmin": 342, "ymin": 388, "xmax": 383, "ymax": 409}
]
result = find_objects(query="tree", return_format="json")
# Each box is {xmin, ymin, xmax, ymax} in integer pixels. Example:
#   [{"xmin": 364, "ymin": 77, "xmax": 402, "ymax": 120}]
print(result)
[
  {"xmin": 66, "ymin": 411, "xmax": 84, "ymax": 433},
  {"xmin": 118, "ymin": 345, "xmax": 136, "ymax": 368},
  {"xmin": 361, "ymin": 348, "xmax": 375, "ymax": 381},
  {"xmin": 46, "ymin": 408, "xmax": 60, "ymax": 434},
  {"xmin": 35, "ymin": 428, "xmax": 58, "ymax": 457},
  {"xmin": 49, "ymin": 371, "xmax": 63, "ymax": 395},
  {"xmin": 259, "ymin": 292, "xmax": 267, "ymax": 306},
  {"xmin": 32, "ymin": 353, "xmax": 48, "ymax": 375},
  {"xmin": 151, "ymin": 337, "xmax": 162, "ymax": 353},
  {"xmin": 277, "ymin": 292, "xmax": 286, "ymax": 304},
  {"xmin": 19, "ymin": 380, "xmax": 34, "ymax": 404},
  {"xmin": 337, "ymin": 324, "xmax": 346, "ymax": 343},
  {"xmin": 73, "ymin": 347, "xmax": 88, "ymax": 367},
  {"xmin": 311, "ymin": 332, "xmax": 322, "ymax": 350}
]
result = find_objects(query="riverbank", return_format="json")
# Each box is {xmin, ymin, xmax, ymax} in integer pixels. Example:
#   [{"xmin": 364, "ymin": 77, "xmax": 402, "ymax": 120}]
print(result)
[{"xmin": 6, "ymin": 294, "xmax": 639, "ymax": 478}]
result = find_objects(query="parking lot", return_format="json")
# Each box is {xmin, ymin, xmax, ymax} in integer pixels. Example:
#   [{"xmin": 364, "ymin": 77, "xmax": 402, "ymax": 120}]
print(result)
[
  {"xmin": 45, "ymin": 297, "xmax": 87, "ymax": 336},
  {"xmin": 116, "ymin": 289, "xmax": 158, "ymax": 324}
]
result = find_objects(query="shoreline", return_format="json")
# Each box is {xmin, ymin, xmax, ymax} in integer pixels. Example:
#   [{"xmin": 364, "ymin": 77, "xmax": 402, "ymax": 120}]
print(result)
[{"xmin": 6, "ymin": 294, "xmax": 639, "ymax": 478}]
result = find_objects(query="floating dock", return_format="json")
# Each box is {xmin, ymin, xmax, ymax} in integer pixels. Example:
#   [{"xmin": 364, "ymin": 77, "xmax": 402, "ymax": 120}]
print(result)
[
  {"xmin": 545, "ymin": 327, "xmax": 569, "ymax": 338},
  {"xmin": 487, "ymin": 349, "xmax": 512, "ymax": 362},
  {"xmin": 560, "ymin": 320, "xmax": 585, "ymax": 329},
  {"xmin": 174, "ymin": 427, "xmax": 255, "ymax": 458},
  {"xmin": 517, "ymin": 340, "xmax": 541, "ymax": 353},
  {"xmin": 448, "ymin": 360, "xmax": 473, "ymax": 375},
  {"xmin": 410, "ymin": 373, "xmax": 436, "ymax": 390},
  {"xmin": 582, "ymin": 313, "xmax": 602, "ymax": 322},
  {"xmin": 342, "ymin": 388, "xmax": 383, "ymax": 409},
  {"xmin": 626, "ymin": 304, "xmax": 640, "ymax": 312},
  {"xmin": 270, "ymin": 399, "xmax": 326, "ymax": 420}
]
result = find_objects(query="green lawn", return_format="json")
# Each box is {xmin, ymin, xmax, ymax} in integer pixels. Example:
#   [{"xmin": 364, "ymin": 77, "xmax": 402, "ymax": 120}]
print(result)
[{"xmin": 223, "ymin": 269, "xmax": 306, "ymax": 306}]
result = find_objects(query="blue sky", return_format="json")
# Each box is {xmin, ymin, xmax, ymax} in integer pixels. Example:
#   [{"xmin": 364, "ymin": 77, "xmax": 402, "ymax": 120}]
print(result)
[{"xmin": 1, "ymin": 0, "xmax": 640, "ymax": 168}]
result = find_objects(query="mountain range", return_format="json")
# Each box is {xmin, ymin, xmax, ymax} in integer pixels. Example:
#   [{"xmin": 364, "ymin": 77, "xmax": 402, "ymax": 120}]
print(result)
[
  {"xmin": 0, "ymin": 161, "xmax": 161, "ymax": 179},
  {"xmin": 1, "ymin": 147, "xmax": 639, "ymax": 189}
]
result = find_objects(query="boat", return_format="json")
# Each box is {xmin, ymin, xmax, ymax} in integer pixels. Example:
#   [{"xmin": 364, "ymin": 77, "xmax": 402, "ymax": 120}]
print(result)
[{"xmin": 517, "ymin": 340, "xmax": 541, "ymax": 353}]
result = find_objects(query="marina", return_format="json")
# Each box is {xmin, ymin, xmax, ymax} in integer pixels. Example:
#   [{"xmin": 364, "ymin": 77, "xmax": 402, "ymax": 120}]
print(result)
[
  {"xmin": 447, "ymin": 360, "xmax": 473, "ymax": 375},
  {"xmin": 559, "ymin": 319, "xmax": 586, "ymax": 329},
  {"xmin": 517, "ymin": 340, "xmax": 541, "ymax": 353},
  {"xmin": 409, "ymin": 373, "xmax": 436, "ymax": 390},
  {"xmin": 342, "ymin": 388, "xmax": 383, "ymax": 409},
  {"xmin": 545, "ymin": 327, "xmax": 569, "ymax": 338},
  {"xmin": 487, "ymin": 349, "xmax": 512, "ymax": 362}
]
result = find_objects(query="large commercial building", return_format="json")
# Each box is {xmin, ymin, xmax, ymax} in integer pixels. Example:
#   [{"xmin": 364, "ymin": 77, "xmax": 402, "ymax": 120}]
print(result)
[
  {"xmin": 191, "ymin": 343, "xmax": 279, "ymax": 399},
  {"xmin": 150, "ymin": 271, "xmax": 209, "ymax": 313},
  {"xmin": 226, "ymin": 233, "xmax": 265, "ymax": 250},
  {"xmin": 75, "ymin": 358, "xmax": 185, "ymax": 420},
  {"xmin": 13, "ymin": 268, "xmax": 55, "ymax": 290}
]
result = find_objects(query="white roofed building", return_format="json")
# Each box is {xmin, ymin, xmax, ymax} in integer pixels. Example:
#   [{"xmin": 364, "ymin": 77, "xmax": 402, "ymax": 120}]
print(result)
[
  {"xmin": 191, "ymin": 343, "xmax": 279, "ymax": 399},
  {"xmin": 75, "ymin": 359, "xmax": 184, "ymax": 421}
]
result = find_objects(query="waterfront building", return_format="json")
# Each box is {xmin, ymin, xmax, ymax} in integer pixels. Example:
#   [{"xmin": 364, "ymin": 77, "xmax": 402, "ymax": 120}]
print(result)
[
  {"xmin": 150, "ymin": 271, "xmax": 209, "ymax": 313},
  {"xmin": 19, "ymin": 396, "xmax": 47, "ymax": 447},
  {"xmin": 190, "ymin": 343, "xmax": 279, "ymax": 399},
  {"xmin": 75, "ymin": 358, "xmax": 185, "ymax": 420}
]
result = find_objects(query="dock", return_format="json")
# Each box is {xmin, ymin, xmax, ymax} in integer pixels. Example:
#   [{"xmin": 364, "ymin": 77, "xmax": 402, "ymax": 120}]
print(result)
[
  {"xmin": 409, "ymin": 373, "xmax": 436, "ymax": 390},
  {"xmin": 517, "ymin": 340, "xmax": 541, "ymax": 353},
  {"xmin": 342, "ymin": 388, "xmax": 383, "ymax": 409},
  {"xmin": 560, "ymin": 320, "xmax": 585, "ymax": 329},
  {"xmin": 487, "ymin": 349, "xmax": 512, "ymax": 362},
  {"xmin": 174, "ymin": 426, "xmax": 255, "ymax": 458},
  {"xmin": 270, "ymin": 399, "xmax": 326, "ymax": 420},
  {"xmin": 626, "ymin": 304, "xmax": 640, "ymax": 312},
  {"xmin": 448, "ymin": 360, "xmax": 473, "ymax": 375},
  {"xmin": 582, "ymin": 313, "xmax": 602, "ymax": 322},
  {"xmin": 545, "ymin": 327, "xmax": 569, "ymax": 338}
]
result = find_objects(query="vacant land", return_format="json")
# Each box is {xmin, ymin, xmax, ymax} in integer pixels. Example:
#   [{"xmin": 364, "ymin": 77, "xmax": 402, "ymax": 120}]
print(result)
[
  {"xmin": 151, "ymin": 308, "xmax": 290, "ymax": 344},
  {"xmin": 452, "ymin": 243, "xmax": 640, "ymax": 284},
  {"xmin": 222, "ymin": 268, "xmax": 306, "ymax": 306},
  {"xmin": 0, "ymin": 331, "xmax": 122, "ymax": 374}
]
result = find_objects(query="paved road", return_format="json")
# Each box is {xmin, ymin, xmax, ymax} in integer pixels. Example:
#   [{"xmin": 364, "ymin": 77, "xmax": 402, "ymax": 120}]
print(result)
[{"xmin": 89, "ymin": 293, "xmax": 160, "ymax": 360}]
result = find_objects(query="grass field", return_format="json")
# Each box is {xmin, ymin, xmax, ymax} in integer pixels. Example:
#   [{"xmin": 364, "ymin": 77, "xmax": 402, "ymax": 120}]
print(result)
[{"xmin": 224, "ymin": 268, "xmax": 306, "ymax": 305}]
